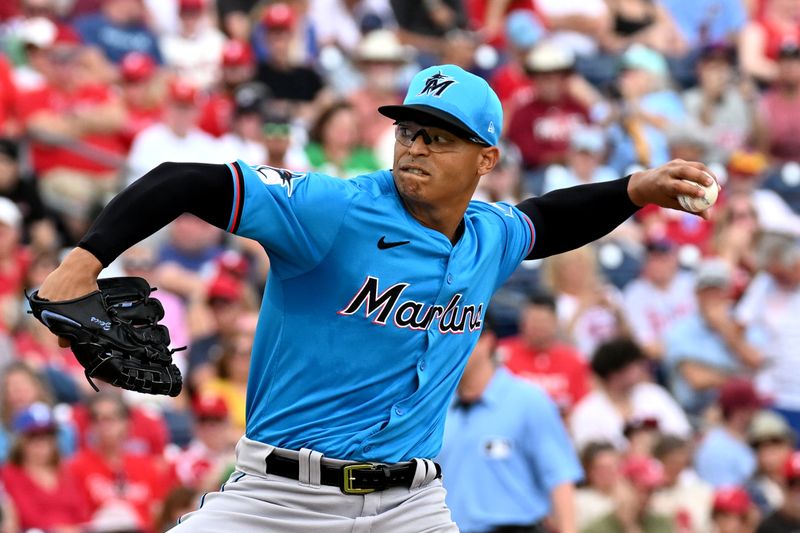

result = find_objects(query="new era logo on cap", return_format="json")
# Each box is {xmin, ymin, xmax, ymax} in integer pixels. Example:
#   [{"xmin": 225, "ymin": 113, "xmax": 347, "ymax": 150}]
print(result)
[{"xmin": 378, "ymin": 64, "xmax": 503, "ymax": 147}]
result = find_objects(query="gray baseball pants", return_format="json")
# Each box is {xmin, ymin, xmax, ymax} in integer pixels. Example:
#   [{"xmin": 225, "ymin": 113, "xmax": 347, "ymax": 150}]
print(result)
[{"xmin": 170, "ymin": 436, "xmax": 459, "ymax": 532}]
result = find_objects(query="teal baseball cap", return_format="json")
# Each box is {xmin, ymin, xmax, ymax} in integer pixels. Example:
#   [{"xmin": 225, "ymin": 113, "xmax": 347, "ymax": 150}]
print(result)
[{"xmin": 378, "ymin": 64, "xmax": 502, "ymax": 146}]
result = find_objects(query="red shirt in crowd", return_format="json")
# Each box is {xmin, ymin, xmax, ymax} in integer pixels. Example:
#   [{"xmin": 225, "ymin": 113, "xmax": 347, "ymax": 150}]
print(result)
[
  {"xmin": 501, "ymin": 337, "xmax": 590, "ymax": 412},
  {"xmin": 506, "ymin": 95, "xmax": 589, "ymax": 169},
  {"xmin": 0, "ymin": 247, "xmax": 30, "ymax": 299},
  {"xmin": 1, "ymin": 463, "xmax": 91, "ymax": 531},
  {"xmin": 119, "ymin": 104, "xmax": 163, "ymax": 151},
  {"xmin": 757, "ymin": 17, "xmax": 800, "ymax": 60},
  {"xmin": 66, "ymin": 448, "xmax": 172, "ymax": 531},
  {"xmin": 490, "ymin": 63, "xmax": 534, "ymax": 111},
  {"xmin": 16, "ymin": 84, "xmax": 126, "ymax": 175},
  {"xmin": 0, "ymin": 55, "xmax": 17, "ymax": 136},
  {"xmin": 759, "ymin": 88, "xmax": 800, "ymax": 163},
  {"xmin": 71, "ymin": 404, "xmax": 169, "ymax": 457}
]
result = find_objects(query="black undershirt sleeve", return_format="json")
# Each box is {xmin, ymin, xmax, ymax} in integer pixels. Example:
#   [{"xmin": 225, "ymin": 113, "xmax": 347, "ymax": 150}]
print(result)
[
  {"xmin": 516, "ymin": 176, "xmax": 641, "ymax": 260},
  {"xmin": 78, "ymin": 162, "xmax": 234, "ymax": 267}
]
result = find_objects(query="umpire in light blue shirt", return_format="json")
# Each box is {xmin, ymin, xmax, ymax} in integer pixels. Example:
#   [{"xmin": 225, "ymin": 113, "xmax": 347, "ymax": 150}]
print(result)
[{"xmin": 437, "ymin": 315, "xmax": 583, "ymax": 533}]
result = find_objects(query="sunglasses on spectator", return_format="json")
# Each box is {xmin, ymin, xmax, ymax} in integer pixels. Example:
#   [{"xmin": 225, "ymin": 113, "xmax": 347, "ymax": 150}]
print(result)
[
  {"xmin": 753, "ymin": 436, "xmax": 791, "ymax": 448},
  {"xmin": 263, "ymin": 123, "xmax": 291, "ymax": 137}
]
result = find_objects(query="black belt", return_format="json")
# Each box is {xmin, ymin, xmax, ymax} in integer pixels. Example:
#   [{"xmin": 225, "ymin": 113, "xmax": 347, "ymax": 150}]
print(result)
[{"xmin": 265, "ymin": 454, "xmax": 441, "ymax": 495}]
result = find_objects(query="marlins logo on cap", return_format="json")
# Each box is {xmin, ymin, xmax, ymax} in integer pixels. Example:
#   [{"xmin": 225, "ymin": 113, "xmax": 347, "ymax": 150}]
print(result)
[{"xmin": 379, "ymin": 64, "xmax": 502, "ymax": 146}]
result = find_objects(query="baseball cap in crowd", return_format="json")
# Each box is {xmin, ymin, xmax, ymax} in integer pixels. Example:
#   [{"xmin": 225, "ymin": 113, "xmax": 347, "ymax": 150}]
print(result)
[
  {"xmin": 179, "ymin": 0, "xmax": 205, "ymax": 13},
  {"xmin": 261, "ymin": 2, "xmax": 295, "ymax": 30},
  {"xmin": 168, "ymin": 78, "xmax": 200, "ymax": 106},
  {"xmin": 378, "ymin": 64, "xmax": 502, "ymax": 146},
  {"xmin": 524, "ymin": 42, "xmax": 575, "ymax": 74},
  {"xmin": 786, "ymin": 452, "xmax": 800, "ymax": 484},
  {"xmin": 222, "ymin": 40, "xmax": 254, "ymax": 67},
  {"xmin": 207, "ymin": 274, "xmax": 243, "ymax": 303},
  {"xmin": 120, "ymin": 52, "xmax": 156, "ymax": 83},
  {"xmin": 13, "ymin": 402, "xmax": 56, "ymax": 435},
  {"xmin": 727, "ymin": 150, "xmax": 768, "ymax": 178},
  {"xmin": 52, "ymin": 24, "xmax": 82, "ymax": 48},
  {"xmin": 712, "ymin": 486, "xmax": 751, "ymax": 516},
  {"xmin": 700, "ymin": 42, "xmax": 735, "ymax": 64},
  {"xmin": 719, "ymin": 378, "xmax": 767, "ymax": 418},
  {"xmin": 621, "ymin": 44, "xmax": 668, "ymax": 77},
  {"xmin": 505, "ymin": 10, "xmax": 544, "ymax": 50},
  {"xmin": 622, "ymin": 456, "xmax": 665, "ymax": 490},
  {"xmin": 356, "ymin": 30, "xmax": 409, "ymax": 64},
  {"xmin": 17, "ymin": 16, "xmax": 57, "ymax": 49},
  {"xmin": 216, "ymin": 249, "xmax": 249, "ymax": 278},
  {"xmin": 193, "ymin": 394, "xmax": 229, "ymax": 420},
  {"xmin": 695, "ymin": 258, "xmax": 732, "ymax": 291},
  {"xmin": 0, "ymin": 197, "xmax": 21, "ymax": 230},
  {"xmin": 570, "ymin": 126, "xmax": 606, "ymax": 154},
  {"xmin": 748, "ymin": 410, "xmax": 796, "ymax": 447}
]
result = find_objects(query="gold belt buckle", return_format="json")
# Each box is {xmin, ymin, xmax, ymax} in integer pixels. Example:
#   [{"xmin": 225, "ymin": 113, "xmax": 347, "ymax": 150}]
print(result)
[{"xmin": 341, "ymin": 463, "xmax": 379, "ymax": 494}]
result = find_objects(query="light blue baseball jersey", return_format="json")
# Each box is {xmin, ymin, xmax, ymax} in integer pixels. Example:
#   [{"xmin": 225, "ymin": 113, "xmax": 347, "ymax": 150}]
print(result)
[{"xmin": 224, "ymin": 160, "xmax": 535, "ymax": 462}]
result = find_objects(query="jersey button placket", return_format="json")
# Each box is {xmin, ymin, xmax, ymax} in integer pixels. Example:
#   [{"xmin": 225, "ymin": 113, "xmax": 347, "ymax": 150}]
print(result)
[
  {"xmin": 418, "ymin": 359, "xmax": 426, "ymax": 371},
  {"xmin": 446, "ymin": 273, "xmax": 453, "ymax": 284},
  {"xmin": 394, "ymin": 407, "xmax": 404, "ymax": 416}
]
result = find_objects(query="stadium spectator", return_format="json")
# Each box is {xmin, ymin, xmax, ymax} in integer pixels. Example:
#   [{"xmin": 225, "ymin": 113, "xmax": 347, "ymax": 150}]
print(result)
[
  {"xmin": 736, "ymin": 233, "xmax": 800, "ymax": 433},
  {"xmin": 607, "ymin": 44, "xmax": 687, "ymax": 174},
  {"xmin": 438, "ymin": 315, "xmax": 583, "ymax": 533},
  {"xmin": 159, "ymin": 0, "xmax": 225, "ymax": 90},
  {"xmin": 708, "ymin": 191, "xmax": 761, "ymax": 299},
  {"xmin": 754, "ymin": 45, "xmax": 800, "ymax": 164},
  {"xmin": 600, "ymin": 0, "xmax": 687, "ymax": 56},
  {"xmin": 581, "ymin": 455, "xmax": 675, "ymax": 533},
  {"xmin": 756, "ymin": 451, "xmax": 800, "ymax": 532},
  {"xmin": 16, "ymin": 27, "xmax": 127, "ymax": 219},
  {"xmin": 218, "ymin": 83, "xmax": 269, "ymax": 164},
  {"xmin": 683, "ymin": 44, "xmax": 756, "ymax": 165},
  {"xmin": 659, "ymin": 0, "xmax": 746, "ymax": 51},
  {"xmin": 200, "ymin": 311, "xmax": 258, "ymax": 436},
  {"xmin": 488, "ymin": 10, "xmax": 543, "ymax": 111},
  {"xmin": 623, "ymin": 238, "xmax": 695, "ymax": 360},
  {"xmin": 198, "ymin": 40, "xmax": 257, "ymax": 138},
  {"xmin": 695, "ymin": 378, "xmax": 763, "ymax": 487},
  {"xmin": 472, "ymin": 140, "xmax": 523, "ymax": 203},
  {"xmin": 166, "ymin": 394, "xmax": 236, "ymax": 491},
  {"xmin": 650, "ymin": 435, "xmax": 715, "ymax": 532},
  {"xmin": 540, "ymin": 246, "xmax": 629, "ymax": 358},
  {"xmin": 0, "ymin": 361, "xmax": 77, "ymax": 462},
  {"xmin": 391, "ymin": 0, "xmax": 467, "ymax": 54},
  {"xmin": 305, "ymin": 101, "xmax": 381, "ymax": 176},
  {"xmin": 576, "ymin": 442, "xmax": 625, "ymax": 530},
  {"xmin": 67, "ymin": 392, "xmax": 172, "ymax": 531},
  {"xmin": 500, "ymin": 292, "xmax": 591, "ymax": 413},
  {"xmin": 570, "ymin": 338, "xmax": 691, "ymax": 450},
  {"xmin": 507, "ymin": 42, "xmax": 590, "ymax": 172},
  {"xmin": 739, "ymin": 0, "xmax": 800, "ymax": 83},
  {"xmin": 10, "ymin": 16, "xmax": 57, "ymax": 92},
  {"xmin": 255, "ymin": 3, "xmax": 326, "ymax": 122},
  {"xmin": 308, "ymin": 0, "xmax": 396, "ymax": 53},
  {"xmin": 534, "ymin": 0, "xmax": 608, "ymax": 59},
  {"xmin": 746, "ymin": 410, "xmax": 796, "ymax": 516},
  {"xmin": 73, "ymin": 0, "xmax": 163, "ymax": 65},
  {"xmin": 117, "ymin": 52, "xmax": 163, "ymax": 152},
  {"xmin": 1, "ymin": 403, "xmax": 90, "ymax": 532},
  {"xmin": 663, "ymin": 259, "xmax": 763, "ymax": 417},
  {"xmin": 541, "ymin": 125, "xmax": 620, "ymax": 194},
  {"xmin": 712, "ymin": 486, "xmax": 757, "ymax": 533},
  {"xmin": 261, "ymin": 110, "xmax": 310, "ymax": 171},
  {"xmin": 347, "ymin": 29, "xmax": 410, "ymax": 164},
  {"xmin": 127, "ymin": 78, "xmax": 219, "ymax": 182}
]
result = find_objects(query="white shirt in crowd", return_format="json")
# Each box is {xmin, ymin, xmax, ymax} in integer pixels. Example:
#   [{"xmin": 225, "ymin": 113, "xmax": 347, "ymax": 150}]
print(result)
[
  {"xmin": 569, "ymin": 382, "xmax": 692, "ymax": 450},
  {"xmin": 534, "ymin": 0, "xmax": 608, "ymax": 57},
  {"xmin": 623, "ymin": 270, "xmax": 696, "ymax": 349},
  {"xmin": 736, "ymin": 271, "xmax": 800, "ymax": 410},
  {"xmin": 127, "ymin": 123, "xmax": 220, "ymax": 184},
  {"xmin": 218, "ymin": 134, "xmax": 267, "ymax": 166},
  {"xmin": 160, "ymin": 24, "xmax": 226, "ymax": 90},
  {"xmin": 556, "ymin": 287, "xmax": 625, "ymax": 359}
]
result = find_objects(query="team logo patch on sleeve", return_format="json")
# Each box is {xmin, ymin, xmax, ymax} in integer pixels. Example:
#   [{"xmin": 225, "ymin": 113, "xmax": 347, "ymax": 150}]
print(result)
[{"xmin": 253, "ymin": 165, "xmax": 306, "ymax": 197}]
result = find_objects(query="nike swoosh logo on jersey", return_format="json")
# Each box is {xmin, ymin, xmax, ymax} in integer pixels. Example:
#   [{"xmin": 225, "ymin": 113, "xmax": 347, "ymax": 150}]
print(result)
[{"xmin": 377, "ymin": 236, "xmax": 410, "ymax": 250}]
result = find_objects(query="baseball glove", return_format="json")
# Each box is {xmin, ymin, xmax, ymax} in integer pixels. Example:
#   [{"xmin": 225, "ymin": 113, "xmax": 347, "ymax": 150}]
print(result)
[{"xmin": 27, "ymin": 277, "xmax": 183, "ymax": 397}]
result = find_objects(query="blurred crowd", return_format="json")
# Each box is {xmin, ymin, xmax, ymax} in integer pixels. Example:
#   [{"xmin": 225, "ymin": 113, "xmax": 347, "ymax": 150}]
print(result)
[{"xmin": 0, "ymin": 0, "xmax": 799, "ymax": 532}]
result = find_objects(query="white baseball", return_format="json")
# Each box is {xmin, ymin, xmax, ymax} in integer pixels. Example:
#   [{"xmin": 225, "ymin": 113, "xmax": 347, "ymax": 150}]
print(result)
[{"xmin": 677, "ymin": 171, "xmax": 720, "ymax": 213}]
